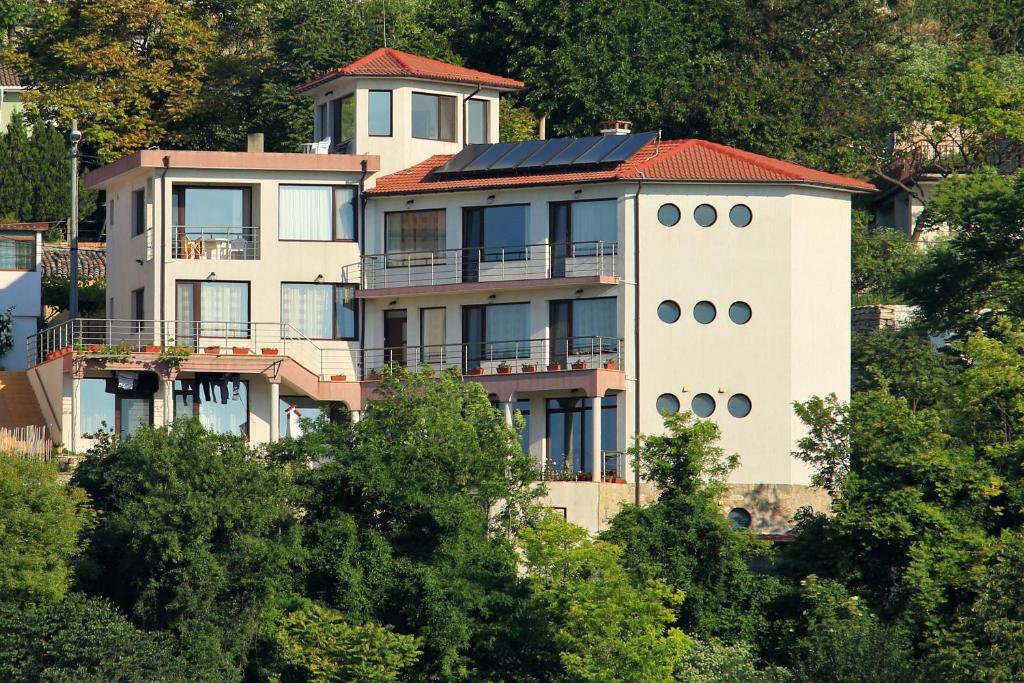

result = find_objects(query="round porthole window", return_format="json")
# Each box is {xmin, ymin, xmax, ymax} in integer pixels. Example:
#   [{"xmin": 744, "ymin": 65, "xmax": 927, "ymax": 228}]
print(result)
[
  {"xmin": 658, "ymin": 203, "xmax": 681, "ymax": 227},
  {"xmin": 729, "ymin": 204, "xmax": 752, "ymax": 228},
  {"xmin": 657, "ymin": 300, "xmax": 681, "ymax": 323},
  {"xmin": 693, "ymin": 301, "xmax": 716, "ymax": 324},
  {"xmin": 728, "ymin": 302, "xmax": 752, "ymax": 325},
  {"xmin": 728, "ymin": 507, "xmax": 752, "ymax": 529},
  {"xmin": 694, "ymin": 204, "xmax": 717, "ymax": 227},
  {"xmin": 691, "ymin": 393, "xmax": 716, "ymax": 417},
  {"xmin": 656, "ymin": 393, "xmax": 680, "ymax": 415},
  {"xmin": 728, "ymin": 394, "xmax": 752, "ymax": 418}
]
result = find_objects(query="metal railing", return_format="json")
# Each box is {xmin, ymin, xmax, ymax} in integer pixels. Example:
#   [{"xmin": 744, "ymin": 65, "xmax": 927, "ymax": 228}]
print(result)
[
  {"xmin": 171, "ymin": 226, "xmax": 260, "ymax": 260},
  {"xmin": 540, "ymin": 451, "xmax": 626, "ymax": 483},
  {"xmin": 344, "ymin": 336, "xmax": 621, "ymax": 381},
  {"xmin": 360, "ymin": 241, "xmax": 618, "ymax": 289},
  {"xmin": 28, "ymin": 320, "xmax": 623, "ymax": 386},
  {"xmin": 601, "ymin": 450, "xmax": 627, "ymax": 482}
]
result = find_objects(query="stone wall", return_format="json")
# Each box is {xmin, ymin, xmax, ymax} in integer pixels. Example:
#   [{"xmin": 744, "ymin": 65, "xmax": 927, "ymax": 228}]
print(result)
[
  {"xmin": 720, "ymin": 483, "xmax": 832, "ymax": 536},
  {"xmin": 850, "ymin": 304, "xmax": 916, "ymax": 334}
]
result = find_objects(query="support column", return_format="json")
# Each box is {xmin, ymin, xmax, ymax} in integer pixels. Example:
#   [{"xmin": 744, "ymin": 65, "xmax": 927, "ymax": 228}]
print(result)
[
  {"xmin": 69, "ymin": 376, "xmax": 81, "ymax": 454},
  {"xmin": 590, "ymin": 396, "xmax": 602, "ymax": 482},
  {"xmin": 269, "ymin": 381, "xmax": 280, "ymax": 442},
  {"xmin": 501, "ymin": 401, "xmax": 514, "ymax": 427},
  {"xmin": 163, "ymin": 378, "xmax": 174, "ymax": 426},
  {"xmin": 350, "ymin": 409, "xmax": 361, "ymax": 423}
]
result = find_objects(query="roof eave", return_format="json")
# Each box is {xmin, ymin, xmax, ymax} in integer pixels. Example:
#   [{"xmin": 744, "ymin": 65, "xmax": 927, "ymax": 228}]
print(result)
[{"xmin": 295, "ymin": 72, "xmax": 524, "ymax": 96}]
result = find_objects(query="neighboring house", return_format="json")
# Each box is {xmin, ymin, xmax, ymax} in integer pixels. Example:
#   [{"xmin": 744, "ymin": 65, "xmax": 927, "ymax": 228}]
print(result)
[
  {"xmin": 41, "ymin": 242, "xmax": 107, "ymax": 322},
  {"xmin": 25, "ymin": 48, "xmax": 870, "ymax": 534},
  {"xmin": 0, "ymin": 66, "xmax": 25, "ymax": 131},
  {"xmin": 0, "ymin": 221, "xmax": 44, "ymax": 370}
]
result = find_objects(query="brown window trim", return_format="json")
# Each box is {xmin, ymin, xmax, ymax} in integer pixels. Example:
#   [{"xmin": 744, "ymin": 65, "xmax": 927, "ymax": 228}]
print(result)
[
  {"xmin": 0, "ymin": 235, "xmax": 37, "ymax": 271},
  {"xmin": 411, "ymin": 92, "xmax": 457, "ymax": 142},
  {"xmin": 367, "ymin": 89, "xmax": 393, "ymax": 138},
  {"xmin": 277, "ymin": 185, "xmax": 359, "ymax": 243},
  {"xmin": 176, "ymin": 280, "xmax": 252, "ymax": 339},
  {"xmin": 280, "ymin": 282, "xmax": 359, "ymax": 341},
  {"xmin": 466, "ymin": 98, "xmax": 488, "ymax": 144}
]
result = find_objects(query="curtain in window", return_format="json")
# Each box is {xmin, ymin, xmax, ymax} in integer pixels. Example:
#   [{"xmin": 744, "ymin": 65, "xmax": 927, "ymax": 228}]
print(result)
[
  {"xmin": 201, "ymin": 282, "xmax": 249, "ymax": 337},
  {"xmin": 412, "ymin": 93, "xmax": 437, "ymax": 139},
  {"xmin": 486, "ymin": 304, "xmax": 530, "ymax": 359},
  {"xmin": 333, "ymin": 285, "xmax": 357, "ymax": 338},
  {"xmin": 280, "ymin": 185, "xmax": 331, "ymax": 240},
  {"xmin": 334, "ymin": 187, "xmax": 356, "ymax": 240},
  {"xmin": 176, "ymin": 282, "xmax": 196, "ymax": 343},
  {"xmin": 0, "ymin": 239, "xmax": 34, "ymax": 270},
  {"xmin": 572, "ymin": 298, "xmax": 616, "ymax": 353},
  {"xmin": 571, "ymin": 200, "xmax": 617, "ymax": 256},
  {"xmin": 385, "ymin": 210, "xmax": 445, "ymax": 266},
  {"xmin": 282, "ymin": 284, "xmax": 332, "ymax": 339}
]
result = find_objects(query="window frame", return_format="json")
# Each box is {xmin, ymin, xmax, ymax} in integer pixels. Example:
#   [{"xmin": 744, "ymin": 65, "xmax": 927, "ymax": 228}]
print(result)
[
  {"xmin": 330, "ymin": 94, "xmax": 356, "ymax": 148},
  {"xmin": 384, "ymin": 208, "xmax": 447, "ymax": 267},
  {"xmin": 368, "ymin": 89, "xmax": 393, "ymax": 137},
  {"xmin": 549, "ymin": 197, "xmax": 619, "ymax": 257},
  {"xmin": 0, "ymin": 235, "xmax": 36, "ymax": 271},
  {"xmin": 549, "ymin": 296, "xmax": 618, "ymax": 358},
  {"xmin": 79, "ymin": 376, "xmax": 154, "ymax": 439},
  {"xmin": 277, "ymin": 184, "xmax": 358, "ymax": 242},
  {"xmin": 466, "ymin": 98, "xmax": 488, "ymax": 144},
  {"xmin": 462, "ymin": 203, "xmax": 530, "ymax": 263},
  {"xmin": 175, "ymin": 279, "xmax": 252, "ymax": 339},
  {"xmin": 132, "ymin": 188, "xmax": 146, "ymax": 237},
  {"xmin": 171, "ymin": 185, "xmax": 254, "ymax": 257},
  {"xmin": 462, "ymin": 301, "xmax": 532, "ymax": 363},
  {"xmin": 280, "ymin": 282, "xmax": 359, "ymax": 341},
  {"xmin": 411, "ymin": 92, "xmax": 457, "ymax": 142}
]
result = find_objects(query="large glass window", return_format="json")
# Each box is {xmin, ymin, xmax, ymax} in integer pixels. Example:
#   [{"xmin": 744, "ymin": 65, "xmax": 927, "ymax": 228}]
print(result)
[
  {"xmin": 514, "ymin": 399, "xmax": 530, "ymax": 455},
  {"xmin": 132, "ymin": 189, "xmax": 145, "ymax": 236},
  {"xmin": 550, "ymin": 297, "xmax": 617, "ymax": 363},
  {"xmin": 79, "ymin": 376, "xmax": 153, "ymax": 439},
  {"xmin": 420, "ymin": 307, "xmax": 446, "ymax": 363},
  {"xmin": 281, "ymin": 283, "xmax": 358, "ymax": 340},
  {"xmin": 385, "ymin": 210, "xmax": 446, "ymax": 266},
  {"xmin": 0, "ymin": 237, "xmax": 35, "ymax": 270},
  {"xmin": 330, "ymin": 95, "xmax": 355, "ymax": 147},
  {"xmin": 279, "ymin": 185, "xmax": 356, "ymax": 241},
  {"xmin": 412, "ymin": 92, "xmax": 456, "ymax": 141},
  {"xmin": 550, "ymin": 199, "xmax": 617, "ymax": 257},
  {"xmin": 368, "ymin": 90, "xmax": 392, "ymax": 136},
  {"xmin": 80, "ymin": 378, "xmax": 115, "ymax": 437},
  {"xmin": 176, "ymin": 281, "xmax": 250, "ymax": 340},
  {"xmin": 463, "ymin": 204, "xmax": 528, "ymax": 262},
  {"xmin": 546, "ymin": 398, "xmax": 587, "ymax": 476},
  {"xmin": 279, "ymin": 396, "xmax": 348, "ymax": 437},
  {"xmin": 467, "ymin": 99, "xmax": 488, "ymax": 144},
  {"xmin": 172, "ymin": 186, "xmax": 252, "ymax": 254},
  {"xmin": 174, "ymin": 377, "xmax": 248, "ymax": 436},
  {"xmin": 463, "ymin": 302, "xmax": 530, "ymax": 365}
]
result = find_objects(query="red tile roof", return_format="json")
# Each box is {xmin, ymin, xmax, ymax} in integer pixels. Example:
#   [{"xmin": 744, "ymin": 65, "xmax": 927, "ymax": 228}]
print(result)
[
  {"xmin": 295, "ymin": 48, "xmax": 524, "ymax": 94},
  {"xmin": 367, "ymin": 138, "xmax": 876, "ymax": 195},
  {"xmin": 0, "ymin": 221, "xmax": 48, "ymax": 232},
  {"xmin": 0, "ymin": 66, "xmax": 21, "ymax": 88}
]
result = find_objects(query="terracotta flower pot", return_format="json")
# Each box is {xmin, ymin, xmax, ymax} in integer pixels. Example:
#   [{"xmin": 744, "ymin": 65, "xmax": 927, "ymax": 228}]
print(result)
[
  {"xmin": 496, "ymin": 366, "xmax": 513, "ymax": 374},
  {"xmin": 46, "ymin": 351, "xmax": 58, "ymax": 361},
  {"xmin": 467, "ymin": 367, "xmax": 485, "ymax": 376},
  {"xmin": 144, "ymin": 345, "xmax": 161, "ymax": 353},
  {"xmin": 547, "ymin": 363, "xmax": 562, "ymax": 372},
  {"xmin": 572, "ymin": 361, "xmax": 587, "ymax": 370},
  {"xmin": 330, "ymin": 374, "xmax": 347, "ymax": 382},
  {"xmin": 602, "ymin": 361, "xmax": 618, "ymax": 370},
  {"xmin": 521, "ymin": 365, "xmax": 537, "ymax": 373},
  {"xmin": 261, "ymin": 348, "xmax": 279, "ymax": 356},
  {"xmin": 367, "ymin": 372, "xmax": 382, "ymax": 381},
  {"xmin": 232, "ymin": 347, "xmax": 250, "ymax": 355},
  {"xmin": 59, "ymin": 347, "xmax": 73, "ymax": 357},
  {"xmin": 87, "ymin": 344, "xmax": 102, "ymax": 353},
  {"xmin": 205, "ymin": 346, "xmax": 221, "ymax": 355}
]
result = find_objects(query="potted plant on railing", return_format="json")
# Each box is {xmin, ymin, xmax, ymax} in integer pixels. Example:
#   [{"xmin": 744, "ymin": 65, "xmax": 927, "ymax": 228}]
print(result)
[
  {"xmin": 91, "ymin": 342, "xmax": 133, "ymax": 363},
  {"xmin": 496, "ymin": 360, "xmax": 513, "ymax": 375},
  {"xmin": 603, "ymin": 474, "xmax": 627, "ymax": 484},
  {"xmin": 466, "ymin": 365, "xmax": 485, "ymax": 376},
  {"xmin": 575, "ymin": 471, "xmax": 593, "ymax": 482},
  {"xmin": 158, "ymin": 343, "xmax": 192, "ymax": 368},
  {"xmin": 232, "ymin": 346, "xmax": 250, "ymax": 355},
  {"xmin": 571, "ymin": 357, "xmax": 587, "ymax": 370},
  {"xmin": 366, "ymin": 368, "xmax": 382, "ymax": 381},
  {"xmin": 261, "ymin": 347, "xmax": 279, "ymax": 356},
  {"xmin": 330, "ymin": 373, "xmax": 347, "ymax": 382},
  {"xmin": 546, "ymin": 361, "xmax": 563, "ymax": 371},
  {"xmin": 521, "ymin": 362, "xmax": 537, "ymax": 373},
  {"xmin": 602, "ymin": 359, "xmax": 619, "ymax": 370},
  {"xmin": 205, "ymin": 345, "xmax": 221, "ymax": 355},
  {"xmin": 143, "ymin": 344, "xmax": 162, "ymax": 353}
]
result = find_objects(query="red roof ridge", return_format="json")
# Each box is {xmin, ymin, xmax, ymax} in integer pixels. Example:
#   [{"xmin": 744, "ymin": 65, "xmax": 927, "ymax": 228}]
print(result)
[{"xmin": 296, "ymin": 48, "xmax": 524, "ymax": 94}]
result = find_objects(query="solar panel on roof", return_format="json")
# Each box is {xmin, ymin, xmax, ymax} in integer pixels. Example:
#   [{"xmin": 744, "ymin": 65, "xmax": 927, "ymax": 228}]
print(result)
[
  {"xmin": 436, "ymin": 144, "xmax": 491, "ymax": 174},
  {"xmin": 461, "ymin": 142, "xmax": 519, "ymax": 172},
  {"xmin": 545, "ymin": 136, "xmax": 605, "ymax": 167},
  {"xmin": 600, "ymin": 131, "xmax": 656, "ymax": 163},
  {"xmin": 518, "ymin": 138, "xmax": 575, "ymax": 168},
  {"xmin": 574, "ymin": 134, "xmax": 632, "ymax": 164},
  {"xmin": 488, "ymin": 139, "xmax": 547, "ymax": 170}
]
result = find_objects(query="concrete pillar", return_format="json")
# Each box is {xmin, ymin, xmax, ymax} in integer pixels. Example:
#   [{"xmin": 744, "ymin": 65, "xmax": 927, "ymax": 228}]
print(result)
[
  {"xmin": 163, "ymin": 378, "xmax": 175, "ymax": 426},
  {"xmin": 590, "ymin": 396, "xmax": 602, "ymax": 482},
  {"xmin": 350, "ymin": 410, "xmax": 361, "ymax": 423},
  {"xmin": 501, "ymin": 401, "xmax": 514, "ymax": 426},
  {"xmin": 69, "ymin": 376, "xmax": 81, "ymax": 454},
  {"xmin": 269, "ymin": 381, "xmax": 280, "ymax": 442}
]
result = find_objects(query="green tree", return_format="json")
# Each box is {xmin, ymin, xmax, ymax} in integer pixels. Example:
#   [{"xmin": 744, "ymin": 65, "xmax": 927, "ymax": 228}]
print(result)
[
  {"xmin": 71, "ymin": 421, "xmax": 302, "ymax": 679},
  {"xmin": 0, "ymin": 593, "xmax": 185, "ymax": 682},
  {"xmin": 851, "ymin": 211, "xmax": 921, "ymax": 306},
  {"xmin": 518, "ymin": 512, "xmax": 690, "ymax": 683},
  {"xmin": 275, "ymin": 601, "xmax": 421, "ymax": 683},
  {"xmin": 287, "ymin": 367, "xmax": 545, "ymax": 682},
  {"xmin": 602, "ymin": 412, "xmax": 778, "ymax": 643},
  {"xmin": 674, "ymin": 638, "xmax": 787, "ymax": 683},
  {"xmin": 0, "ymin": 452, "xmax": 89, "ymax": 606},
  {"xmin": 851, "ymin": 330, "xmax": 960, "ymax": 412}
]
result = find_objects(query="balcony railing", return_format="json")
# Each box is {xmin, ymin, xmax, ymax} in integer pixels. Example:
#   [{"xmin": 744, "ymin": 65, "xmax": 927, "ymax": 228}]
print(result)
[
  {"xmin": 171, "ymin": 226, "xmax": 260, "ymax": 260},
  {"xmin": 360, "ymin": 241, "xmax": 618, "ymax": 290},
  {"xmin": 28, "ymin": 320, "xmax": 623, "ymax": 386},
  {"xmin": 540, "ymin": 452, "xmax": 627, "ymax": 483}
]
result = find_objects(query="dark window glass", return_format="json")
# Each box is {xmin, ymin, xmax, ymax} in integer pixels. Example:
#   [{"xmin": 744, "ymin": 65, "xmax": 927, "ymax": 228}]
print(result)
[
  {"xmin": 728, "ymin": 394, "xmax": 752, "ymax": 418},
  {"xmin": 368, "ymin": 90, "xmax": 392, "ymax": 136},
  {"xmin": 694, "ymin": 204, "xmax": 717, "ymax": 227},
  {"xmin": 729, "ymin": 301, "xmax": 752, "ymax": 324},
  {"xmin": 692, "ymin": 393, "xmax": 716, "ymax": 417},
  {"xmin": 729, "ymin": 204, "xmax": 752, "ymax": 228},
  {"xmin": 656, "ymin": 393, "xmax": 679, "ymax": 415},
  {"xmin": 546, "ymin": 397, "xmax": 589, "ymax": 475},
  {"xmin": 132, "ymin": 189, "xmax": 145, "ymax": 236},
  {"xmin": 331, "ymin": 95, "xmax": 355, "ymax": 146},
  {"xmin": 465, "ymin": 205, "xmax": 528, "ymax": 261},
  {"xmin": 657, "ymin": 300, "xmax": 680, "ymax": 323},
  {"xmin": 657, "ymin": 203, "xmax": 680, "ymax": 227},
  {"xmin": 467, "ymin": 99, "xmax": 488, "ymax": 144},
  {"xmin": 693, "ymin": 301, "xmax": 716, "ymax": 324}
]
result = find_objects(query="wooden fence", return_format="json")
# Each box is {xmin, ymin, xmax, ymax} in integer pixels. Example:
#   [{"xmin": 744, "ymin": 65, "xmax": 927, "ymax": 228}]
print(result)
[{"xmin": 0, "ymin": 425, "xmax": 53, "ymax": 461}]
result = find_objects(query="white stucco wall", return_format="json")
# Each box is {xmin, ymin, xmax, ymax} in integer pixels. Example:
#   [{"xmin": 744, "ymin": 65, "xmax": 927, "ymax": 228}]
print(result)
[{"xmin": 0, "ymin": 230, "xmax": 42, "ymax": 370}]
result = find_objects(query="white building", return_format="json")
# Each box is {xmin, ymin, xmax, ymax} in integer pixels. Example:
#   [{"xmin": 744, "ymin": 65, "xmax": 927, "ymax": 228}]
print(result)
[
  {"xmin": 0, "ymin": 221, "xmax": 44, "ymax": 371},
  {"xmin": 25, "ymin": 49, "xmax": 872, "ymax": 533}
]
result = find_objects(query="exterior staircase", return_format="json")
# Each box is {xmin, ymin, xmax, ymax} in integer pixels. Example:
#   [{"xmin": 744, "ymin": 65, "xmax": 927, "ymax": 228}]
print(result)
[{"xmin": 0, "ymin": 371, "xmax": 47, "ymax": 430}]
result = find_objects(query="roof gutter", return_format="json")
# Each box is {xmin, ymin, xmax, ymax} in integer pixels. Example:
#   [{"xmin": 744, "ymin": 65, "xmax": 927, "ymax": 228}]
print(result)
[
  {"xmin": 159, "ymin": 156, "xmax": 170, "ymax": 328},
  {"xmin": 632, "ymin": 177, "xmax": 643, "ymax": 506}
]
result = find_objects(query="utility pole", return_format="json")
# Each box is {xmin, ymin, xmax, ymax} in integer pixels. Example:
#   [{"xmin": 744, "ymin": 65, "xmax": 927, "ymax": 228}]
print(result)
[{"xmin": 69, "ymin": 120, "xmax": 81, "ymax": 319}]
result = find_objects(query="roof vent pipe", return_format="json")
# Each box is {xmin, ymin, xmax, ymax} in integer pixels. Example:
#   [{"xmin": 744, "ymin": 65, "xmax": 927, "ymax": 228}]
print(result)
[
  {"xmin": 599, "ymin": 120, "xmax": 631, "ymax": 136},
  {"xmin": 247, "ymin": 133, "xmax": 264, "ymax": 153},
  {"xmin": 538, "ymin": 115, "xmax": 546, "ymax": 140}
]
